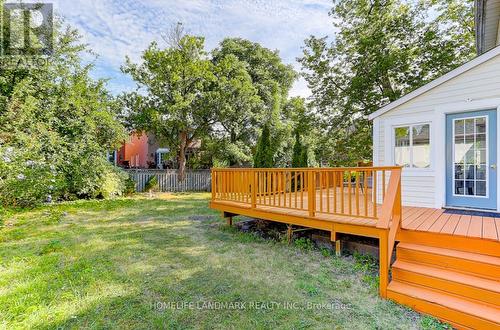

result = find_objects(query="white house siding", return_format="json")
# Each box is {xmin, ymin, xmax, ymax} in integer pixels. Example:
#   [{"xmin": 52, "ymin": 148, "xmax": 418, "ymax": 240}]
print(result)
[
  {"xmin": 486, "ymin": 0, "xmax": 500, "ymax": 51},
  {"xmin": 373, "ymin": 53, "xmax": 500, "ymax": 208}
]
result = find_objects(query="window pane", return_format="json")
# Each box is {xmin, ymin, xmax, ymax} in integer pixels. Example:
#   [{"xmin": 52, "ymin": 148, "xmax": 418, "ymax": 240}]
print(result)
[
  {"xmin": 465, "ymin": 149, "xmax": 475, "ymax": 164},
  {"xmin": 454, "ymin": 119, "xmax": 464, "ymax": 135},
  {"xmin": 412, "ymin": 124, "xmax": 430, "ymax": 168},
  {"xmin": 476, "ymin": 181, "xmax": 486, "ymax": 196},
  {"xmin": 476, "ymin": 150, "xmax": 487, "ymax": 165},
  {"xmin": 395, "ymin": 127, "xmax": 410, "ymax": 167},
  {"xmin": 476, "ymin": 134, "xmax": 486, "ymax": 149},
  {"xmin": 476, "ymin": 165, "xmax": 486, "ymax": 180},
  {"xmin": 455, "ymin": 180, "xmax": 464, "ymax": 195},
  {"xmin": 475, "ymin": 117, "xmax": 486, "ymax": 133},
  {"xmin": 465, "ymin": 180, "xmax": 475, "ymax": 195},
  {"xmin": 454, "ymin": 164, "xmax": 464, "ymax": 179},
  {"xmin": 465, "ymin": 119, "xmax": 474, "ymax": 134},
  {"xmin": 464, "ymin": 164, "xmax": 475, "ymax": 180},
  {"xmin": 454, "ymin": 136, "xmax": 466, "ymax": 163}
]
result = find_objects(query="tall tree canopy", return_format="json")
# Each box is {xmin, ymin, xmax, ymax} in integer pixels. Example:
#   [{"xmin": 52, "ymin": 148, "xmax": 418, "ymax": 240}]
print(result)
[
  {"xmin": 210, "ymin": 38, "xmax": 299, "ymax": 167},
  {"xmin": 124, "ymin": 34, "xmax": 303, "ymax": 170},
  {"xmin": 299, "ymin": 0, "xmax": 475, "ymax": 165},
  {"xmin": 121, "ymin": 36, "xmax": 215, "ymax": 180},
  {"xmin": 207, "ymin": 54, "xmax": 262, "ymax": 166},
  {"xmin": 212, "ymin": 38, "xmax": 297, "ymax": 119}
]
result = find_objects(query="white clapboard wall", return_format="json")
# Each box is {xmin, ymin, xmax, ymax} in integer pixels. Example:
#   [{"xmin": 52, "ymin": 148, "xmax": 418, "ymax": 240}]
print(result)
[{"xmin": 125, "ymin": 169, "xmax": 211, "ymax": 192}]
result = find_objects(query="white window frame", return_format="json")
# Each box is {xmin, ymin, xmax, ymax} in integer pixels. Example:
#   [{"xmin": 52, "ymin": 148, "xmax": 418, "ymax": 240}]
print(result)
[
  {"xmin": 451, "ymin": 115, "xmax": 489, "ymax": 199},
  {"xmin": 392, "ymin": 122, "xmax": 432, "ymax": 169}
]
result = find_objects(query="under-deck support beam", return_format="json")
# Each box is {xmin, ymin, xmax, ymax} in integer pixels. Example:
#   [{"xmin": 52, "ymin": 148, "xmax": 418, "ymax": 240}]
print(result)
[
  {"xmin": 223, "ymin": 211, "xmax": 237, "ymax": 226},
  {"xmin": 335, "ymin": 240, "xmax": 341, "ymax": 256}
]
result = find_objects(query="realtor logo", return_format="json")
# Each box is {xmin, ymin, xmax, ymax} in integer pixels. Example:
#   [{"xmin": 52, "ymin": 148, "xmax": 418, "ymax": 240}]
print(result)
[{"xmin": 1, "ymin": 3, "xmax": 53, "ymax": 56}]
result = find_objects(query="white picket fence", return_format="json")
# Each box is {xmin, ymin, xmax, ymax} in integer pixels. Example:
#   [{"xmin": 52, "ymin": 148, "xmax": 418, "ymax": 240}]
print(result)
[{"xmin": 125, "ymin": 169, "xmax": 211, "ymax": 192}]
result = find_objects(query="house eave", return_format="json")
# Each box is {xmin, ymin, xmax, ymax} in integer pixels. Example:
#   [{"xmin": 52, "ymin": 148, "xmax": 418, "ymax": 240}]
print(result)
[{"xmin": 368, "ymin": 44, "xmax": 500, "ymax": 121}]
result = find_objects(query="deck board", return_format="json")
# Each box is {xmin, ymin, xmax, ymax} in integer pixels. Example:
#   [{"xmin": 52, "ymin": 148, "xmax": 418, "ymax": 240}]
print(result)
[
  {"xmin": 428, "ymin": 212, "xmax": 451, "ymax": 233},
  {"xmin": 416, "ymin": 209, "xmax": 445, "ymax": 231},
  {"xmin": 454, "ymin": 215, "xmax": 472, "ymax": 236},
  {"xmin": 213, "ymin": 187, "xmax": 500, "ymax": 241},
  {"xmin": 402, "ymin": 208, "xmax": 429, "ymax": 228},
  {"xmin": 406, "ymin": 208, "xmax": 436, "ymax": 230},
  {"xmin": 467, "ymin": 216, "xmax": 483, "ymax": 238},
  {"xmin": 440, "ymin": 214, "xmax": 462, "ymax": 235},
  {"xmin": 495, "ymin": 218, "xmax": 500, "ymax": 239},
  {"xmin": 481, "ymin": 217, "xmax": 497, "ymax": 240}
]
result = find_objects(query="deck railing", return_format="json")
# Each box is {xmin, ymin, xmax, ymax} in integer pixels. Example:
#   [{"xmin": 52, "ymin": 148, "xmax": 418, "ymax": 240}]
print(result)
[
  {"xmin": 211, "ymin": 167, "xmax": 401, "ymax": 221},
  {"xmin": 211, "ymin": 166, "xmax": 403, "ymax": 298}
]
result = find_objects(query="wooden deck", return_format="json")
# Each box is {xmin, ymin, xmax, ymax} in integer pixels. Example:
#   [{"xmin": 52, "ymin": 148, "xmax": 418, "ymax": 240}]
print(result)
[
  {"xmin": 402, "ymin": 206, "xmax": 500, "ymax": 241},
  {"xmin": 210, "ymin": 167, "xmax": 500, "ymax": 328},
  {"xmin": 214, "ymin": 188, "xmax": 500, "ymax": 242}
]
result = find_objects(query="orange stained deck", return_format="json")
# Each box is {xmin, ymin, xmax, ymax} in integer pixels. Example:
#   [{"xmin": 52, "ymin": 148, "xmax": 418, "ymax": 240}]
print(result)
[
  {"xmin": 210, "ymin": 167, "xmax": 500, "ymax": 329},
  {"xmin": 401, "ymin": 206, "xmax": 500, "ymax": 241},
  {"xmin": 212, "ymin": 187, "xmax": 500, "ymax": 242}
]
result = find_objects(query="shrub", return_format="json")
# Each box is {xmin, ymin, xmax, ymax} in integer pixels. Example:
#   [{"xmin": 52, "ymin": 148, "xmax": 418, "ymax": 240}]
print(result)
[
  {"xmin": 144, "ymin": 175, "xmax": 159, "ymax": 192},
  {"xmin": 0, "ymin": 24, "xmax": 127, "ymax": 208},
  {"xmin": 0, "ymin": 145, "xmax": 130, "ymax": 206},
  {"xmin": 97, "ymin": 165, "xmax": 129, "ymax": 199},
  {"xmin": 293, "ymin": 237, "xmax": 315, "ymax": 251},
  {"xmin": 0, "ymin": 145, "xmax": 61, "ymax": 207},
  {"xmin": 123, "ymin": 176, "xmax": 136, "ymax": 196}
]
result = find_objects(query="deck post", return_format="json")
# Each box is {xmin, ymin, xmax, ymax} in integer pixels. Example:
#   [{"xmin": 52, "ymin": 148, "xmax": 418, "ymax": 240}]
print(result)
[
  {"xmin": 335, "ymin": 240, "xmax": 341, "ymax": 256},
  {"xmin": 211, "ymin": 169, "xmax": 215, "ymax": 200},
  {"xmin": 287, "ymin": 224, "xmax": 293, "ymax": 244},
  {"xmin": 251, "ymin": 171, "xmax": 257, "ymax": 209},
  {"xmin": 308, "ymin": 171, "xmax": 316, "ymax": 217},
  {"xmin": 226, "ymin": 217, "xmax": 233, "ymax": 226},
  {"xmin": 379, "ymin": 230, "xmax": 389, "ymax": 298}
]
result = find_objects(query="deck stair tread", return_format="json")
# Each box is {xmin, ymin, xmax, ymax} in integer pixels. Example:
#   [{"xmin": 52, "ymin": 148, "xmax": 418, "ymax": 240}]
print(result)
[
  {"xmin": 387, "ymin": 281, "xmax": 500, "ymax": 325},
  {"xmin": 397, "ymin": 242, "xmax": 500, "ymax": 267},
  {"xmin": 392, "ymin": 260, "xmax": 500, "ymax": 293}
]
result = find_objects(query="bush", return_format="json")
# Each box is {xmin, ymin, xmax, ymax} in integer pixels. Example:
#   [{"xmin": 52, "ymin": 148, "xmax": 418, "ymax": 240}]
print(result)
[
  {"xmin": 0, "ymin": 24, "xmax": 127, "ymax": 208},
  {"xmin": 144, "ymin": 175, "xmax": 159, "ymax": 192},
  {"xmin": 0, "ymin": 145, "xmax": 130, "ymax": 207},
  {"xmin": 123, "ymin": 176, "xmax": 136, "ymax": 196},
  {"xmin": 0, "ymin": 145, "xmax": 61, "ymax": 207},
  {"xmin": 97, "ymin": 166, "xmax": 129, "ymax": 199}
]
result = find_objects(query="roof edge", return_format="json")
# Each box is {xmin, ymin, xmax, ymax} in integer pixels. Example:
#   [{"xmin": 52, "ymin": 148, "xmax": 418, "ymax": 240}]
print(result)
[{"xmin": 368, "ymin": 44, "xmax": 500, "ymax": 120}]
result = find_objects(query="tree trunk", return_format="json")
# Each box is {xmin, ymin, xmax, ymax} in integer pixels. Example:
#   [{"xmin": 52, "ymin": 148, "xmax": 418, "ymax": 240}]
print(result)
[{"xmin": 178, "ymin": 131, "xmax": 187, "ymax": 182}]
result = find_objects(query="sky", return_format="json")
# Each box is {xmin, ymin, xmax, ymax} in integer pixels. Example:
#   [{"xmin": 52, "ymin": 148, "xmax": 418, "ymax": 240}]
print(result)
[{"xmin": 43, "ymin": 0, "xmax": 336, "ymax": 98}]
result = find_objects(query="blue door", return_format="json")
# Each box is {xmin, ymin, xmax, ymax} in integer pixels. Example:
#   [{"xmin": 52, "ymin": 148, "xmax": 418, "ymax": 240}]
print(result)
[{"xmin": 446, "ymin": 110, "xmax": 497, "ymax": 209}]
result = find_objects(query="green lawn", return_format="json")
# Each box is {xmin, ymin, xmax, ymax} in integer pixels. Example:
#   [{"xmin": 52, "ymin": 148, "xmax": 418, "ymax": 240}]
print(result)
[{"xmin": 0, "ymin": 193, "xmax": 444, "ymax": 329}]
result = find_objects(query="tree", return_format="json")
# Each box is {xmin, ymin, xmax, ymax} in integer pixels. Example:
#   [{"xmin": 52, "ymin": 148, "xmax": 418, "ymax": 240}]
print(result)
[
  {"xmin": 292, "ymin": 130, "xmax": 308, "ymax": 168},
  {"xmin": 121, "ymin": 35, "xmax": 215, "ymax": 181},
  {"xmin": 208, "ymin": 54, "xmax": 262, "ymax": 166},
  {"xmin": 299, "ymin": 0, "xmax": 475, "ymax": 165},
  {"xmin": 283, "ymin": 97, "xmax": 317, "ymax": 167},
  {"xmin": 0, "ymin": 24, "xmax": 127, "ymax": 206},
  {"xmin": 292, "ymin": 130, "xmax": 303, "ymax": 168},
  {"xmin": 212, "ymin": 38, "xmax": 297, "ymax": 117},
  {"xmin": 212, "ymin": 38, "xmax": 298, "ymax": 166},
  {"xmin": 253, "ymin": 124, "xmax": 274, "ymax": 168}
]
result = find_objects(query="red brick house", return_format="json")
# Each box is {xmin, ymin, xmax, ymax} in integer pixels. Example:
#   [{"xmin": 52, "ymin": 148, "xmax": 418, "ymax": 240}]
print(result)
[{"xmin": 115, "ymin": 132, "xmax": 201, "ymax": 169}]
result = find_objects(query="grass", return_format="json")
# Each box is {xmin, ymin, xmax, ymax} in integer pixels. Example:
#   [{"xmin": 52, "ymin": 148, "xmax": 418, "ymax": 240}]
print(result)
[{"xmin": 0, "ymin": 193, "xmax": 448, "ymax": 329}]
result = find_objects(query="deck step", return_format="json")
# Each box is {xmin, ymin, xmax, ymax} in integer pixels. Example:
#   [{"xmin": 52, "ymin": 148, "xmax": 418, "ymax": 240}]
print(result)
[
  {"xmin": 396, "ymin": 243, "xmax": 500, "ymax": 280},
  {"xmin": 387, "ymin": 281, "xmax": 500, "ymax": 329},
  {"xmin": 392, "ymin": 260, "xmax": 500, "ymax": 306}
]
